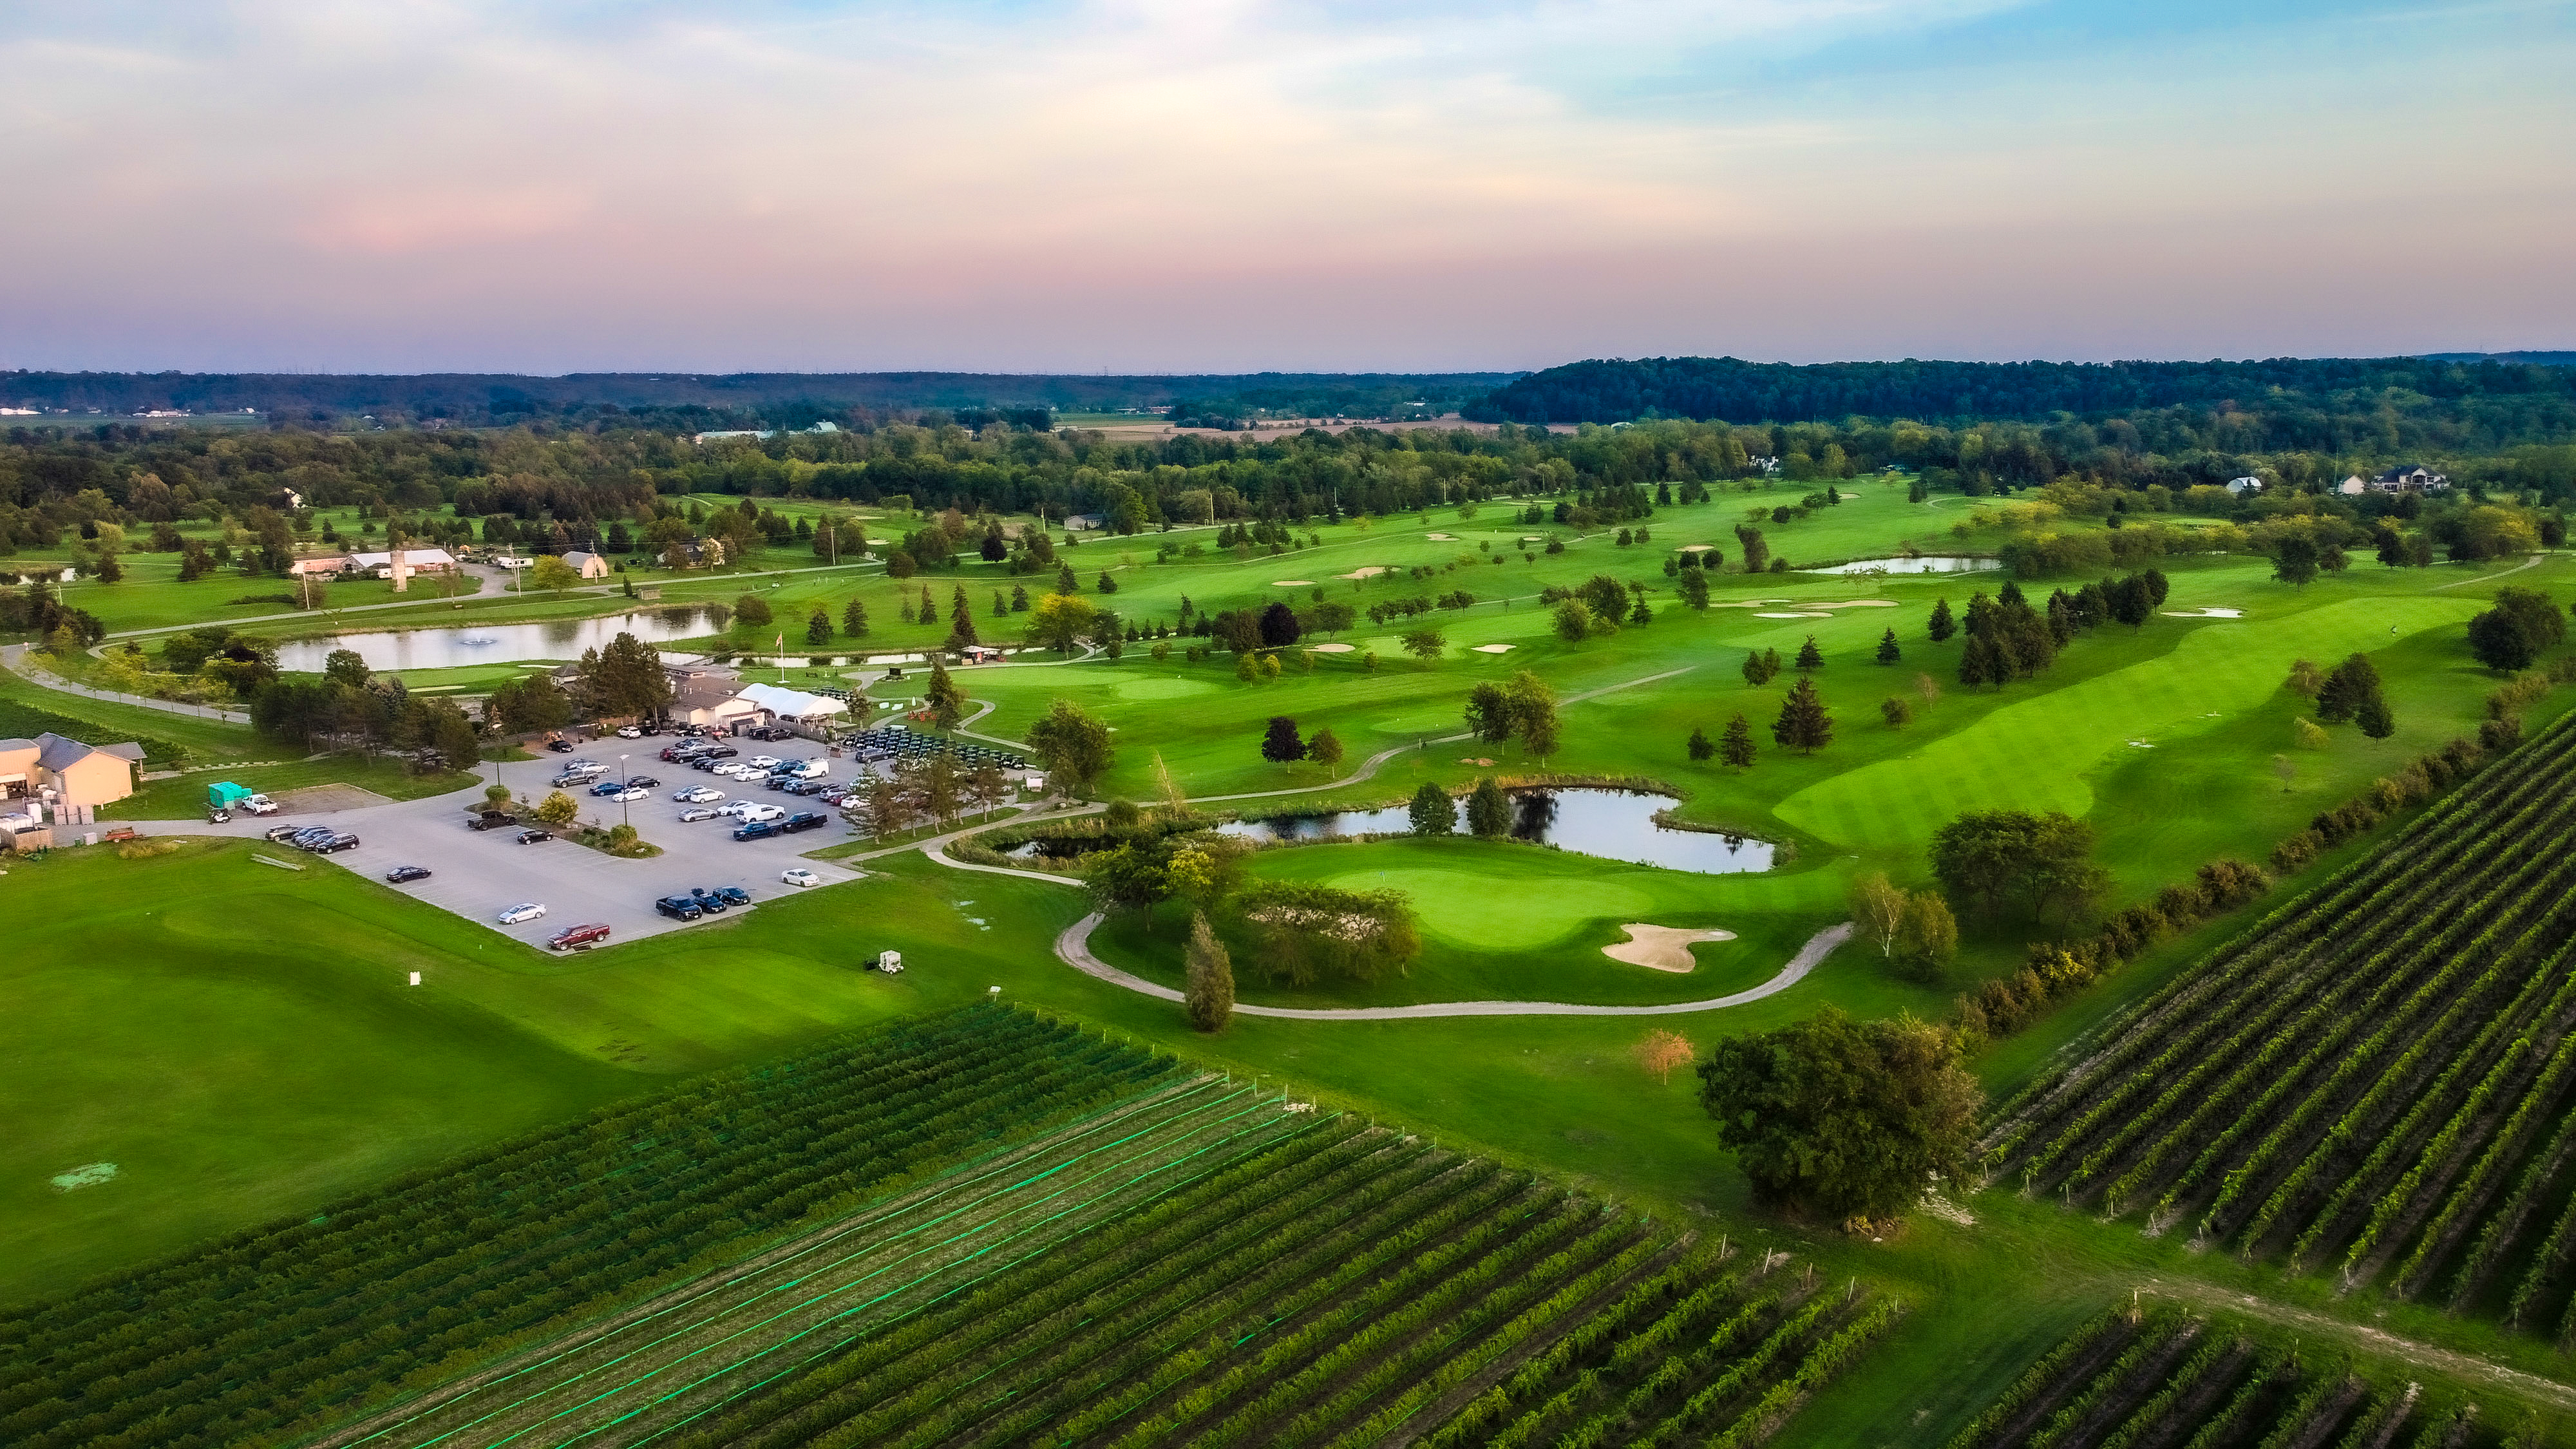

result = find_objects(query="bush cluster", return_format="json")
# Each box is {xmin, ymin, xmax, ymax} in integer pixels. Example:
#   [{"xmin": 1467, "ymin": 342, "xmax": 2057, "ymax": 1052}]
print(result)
[{"xmin": 1954, "ymin": 858, "xmax": 2270, "ymax": 1044}]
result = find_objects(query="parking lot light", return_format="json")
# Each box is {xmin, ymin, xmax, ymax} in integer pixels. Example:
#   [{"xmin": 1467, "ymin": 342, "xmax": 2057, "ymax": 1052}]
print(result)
[{"xmin": 619, "ymin": 753, "xmax": 631, "ymax": 829}]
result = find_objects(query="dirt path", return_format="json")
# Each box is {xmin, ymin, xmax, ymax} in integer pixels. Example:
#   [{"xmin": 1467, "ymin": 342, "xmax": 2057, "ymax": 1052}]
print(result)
[
  {"xmin": 2427, "ymin": 553, "xmax": 2546, "ymax": 591},
  {"xmin": 2136, "ymin": 1276, "xmax": 2576, "ymax": 1414}
]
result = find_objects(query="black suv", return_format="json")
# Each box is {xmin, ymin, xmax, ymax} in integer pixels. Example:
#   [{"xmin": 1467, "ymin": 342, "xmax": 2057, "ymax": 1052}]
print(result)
[
  {"xmin": 654, "ymin": 895, "xmax": 703, "ymax": 921},
  {"xmin": 690, "ymin": 887, "xmax": 730, "ymax": 913},
  {"xmin": 781, "ymin": 811, "xmax": 829, "ymax": 834}
]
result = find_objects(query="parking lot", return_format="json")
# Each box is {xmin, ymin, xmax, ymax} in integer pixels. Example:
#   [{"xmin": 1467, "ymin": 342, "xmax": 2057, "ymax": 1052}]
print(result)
[{"xmin": 133, "ymin": 734, "xmax": 880, "ymax": 950}]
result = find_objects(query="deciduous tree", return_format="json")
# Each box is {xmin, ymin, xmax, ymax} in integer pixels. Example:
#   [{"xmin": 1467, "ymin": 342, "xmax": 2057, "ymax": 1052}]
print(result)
[
  {"xmin": 1408, "ymin": 781, "xmax": 1454, "ymax": 835},
  {"xmin": 1260, "ymin": 715, "xmax": 1306, "ymax": 764},
  {"xmin": 1466, "ymin": 777, "xmax": 1511, "ymax": 837},
  {"xmin": 1026, "ymin": 698, "xmax": 1114, "ymax": 793},
  {"xmin": 1698, "ymin": 1008, "xmax": 1980, "ymax": 1221}
]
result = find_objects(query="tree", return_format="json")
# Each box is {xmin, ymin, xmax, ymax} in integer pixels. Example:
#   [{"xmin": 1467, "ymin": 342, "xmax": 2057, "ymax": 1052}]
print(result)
[
  {"xmin": 2357, "ymin": 693, "xmax": 2396, "ymax": 740},
  {"xmin": 1448, "ymin": 776, "xmax": 1508, "ymax": 840},
  {"xmin": 947, "ymin": 584, "xmax": 978, "ymax": 645},
  {"xmin": 1915, "ymin": 672, "xmax": 1942, "ymax": 712},
  {"xmin": 2467, "ymin": 587, "xmax": 2566, "ymax": 671},
  {"xmin": 842, "ymin": 598, "xmax": 869, "ymax": 636},
  {"xmin": 1258, "ymin": 601, "xmax": 1302, "ymax": 647},
  {"xmin": 1632, "ymin": 1029, "xmax": 1696, "ymax": 1084},
  {"xmin": 1957, "ymin": 632, "xmax": 2004, "ymax": 688},
  {"xmin": 2107, "ymin": 576, "xmax": 2154, "ymax": 630},
  {"xmin": 1552, "ymin": 600, "xmax": 1593, "ymax": 641},
  {"xmin": 2273, "ymin": 535, "xmax": 2320, "ymax": 590},
  {"xmin": 2272, "ymin": 753, "xmax": 2298, "ymax": 791},
  {"xmin": 1926, "ymin": 597, "xmax": 1956, "ymax": 642},
  {"xmin": 1770, "ymin": 676, "xmax": 1832, "ymax": 753},
  {"xmin": 1795, "ymin": 636, "xmax": 1824, "ymax": 671},
  {"xmin": 1463, "ymin": 682, "xmax": 1512, "ymax": 744},
  {"xmin": 1298, "ymin": 726, "xmax": 1341, "ymax": 770},
  {"xmin": 1184, "ymin": 911, "xmax": 1235, "ymax": 1032},
  {"xmin": 2292, "ymin": 717, "xmax": 2330, "ymax": 750},
  {"xmin": 578, "ymin": 632, "xmax": 671, "ymax": 721},
  {"xmin": 486, "ymin": 671, "xmax": 573, "ymax": 734},
  {"xmin": 1850, "ymin": 871, "xmax": 1906, "ymax": 960},
  {"xmin": 1874, "ymin": 629, "xmax": 1900, "ymax": 665},
  {"xmin": 1026, "ymin": 699, "xmax": 1114, "ymax": 794},
  {"xmin": 1025, "ymin": 592, "xmax": 1101, "ymax": 654},
  {"xmin": 1676, "ymin": 568, "xmax": 1710, "ymax": 610},
  {"xmin": 1741, "ymin": 648, "xmax": 1781, "ymax": 687},
  {"xmin": 1502, "ymin": 669, "xmax": 1560, "ymax": 759},
  {"xmin": 1687, "ymin": 726, "xmax": 1714, "ymax": 761},
  {"xmin": 733, "ymin": 593, "xmax": 774, "ymax": 628},
  {"xmin": 1228, "ymin": 880, "xmax": 1421, "ymax": 985},
  {"xmin": 531, "ymin": 555, "xmax": 582, "ymax": 593},
  {"xmin": 1719, "ymin": 712, "xmax": 1757, "ymax": 769},
  {"xmin": 1086, "ymin": 843, "xmax": 1170, "ymax": 925},
  {"xmin": 1261, "ymin": 715, "xmax": 1306, "ymax": 764},
  {"xmin": 806, "ymin": 607, "xmax": 833, "ymax": 646},
  {"xmin": 1880, "ymin": 696, "xmax": 1913, "ymax": 728},
  {"xmin": 1698, "ymin": 1007, "xmax": 1980, "ymax": 1221},
  {"xmin": 1055, "ymin": 562, "xmax": 1079, "ymax": 595},
  {"xmin": 2315, "ymin": 652, "xmax": 2383, "ymax": 724},
  {"xmin": 2284, "ymin": 658, "xmax": 2324, "ymax": 697},
  {"xmin": 1734, "ymin": 523, "xmax": 1770, "ymax": 574},
  {"xmin": 323, "ymin": 648, "xmax": 371, "ymax": 689},
  {"xmin": 1893, "ymin": 893, "xmax": 1958, "ymax": 981},
  {"xmin": 1929, "ymin": 808, "xmax": 2106, "ymax": 925},
  {"xmin": 533, "ymin": 790, "xmax": 580, "ymax": 827},
  {"xmin": 1408, "ymin": 781, "xmax": 1454, "ymax": 835},
  {"xmin": 924, "ymin": 656, "xmax": 966, "ymax": 729}
]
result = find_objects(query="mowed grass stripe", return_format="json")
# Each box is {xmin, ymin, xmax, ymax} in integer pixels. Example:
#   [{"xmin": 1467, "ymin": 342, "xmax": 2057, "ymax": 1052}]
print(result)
[{"xmin": 1776, "ymin": 597, "xmax": 2478, "ymax": 848}]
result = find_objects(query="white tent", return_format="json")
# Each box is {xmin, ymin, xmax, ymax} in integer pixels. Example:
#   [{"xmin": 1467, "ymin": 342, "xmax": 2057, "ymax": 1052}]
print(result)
[{"xmin": 738, "ymin": 682, "xmax": 850, "ymax": 722}]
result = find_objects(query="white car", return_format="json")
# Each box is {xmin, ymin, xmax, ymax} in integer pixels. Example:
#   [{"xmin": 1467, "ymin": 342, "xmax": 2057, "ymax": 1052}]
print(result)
[
  {"xmin": 497, "ymin": 902, "xmax": 547, "ymax": 925},
  {"xmin": 746, "ymin": 755, "xmax": 782, "ymax": 770},
  {"xmin": 615, "ymin": 725, "xmax": 643, "ymax": 738},
  {"xmin": 673, "ymin": 785, "xmax": 724, "ymax": 803},
  {"xmin": 735, "ymin": 802, "xmax": 786, "ymax": 823},
  {"xmin": 781, "ymin": 867, "xmax": 821, "ymax": 888},
  {"xmin": 678, "ymin": 806, "xmax": 724, "ymax": 822},
  {"xmin": 716, "ymin": 763, "xmax": 760, "ymax": 779},
  {"xmin": 241, "ymin": 793, "xmax": 281, "ymax": 815},
  {"xmin": 785, "ymin": 759, "xmax": 828, "ymax": 780},
  {"xmin": 611, "ymin": 788, "xmax": 648, "ymax": 802}
]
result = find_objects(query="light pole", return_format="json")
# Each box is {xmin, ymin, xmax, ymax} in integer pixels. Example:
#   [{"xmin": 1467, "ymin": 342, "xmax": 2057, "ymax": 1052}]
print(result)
[{"xmin": 618, "ymin": 753, "xmax": 631, "ymax": 830}]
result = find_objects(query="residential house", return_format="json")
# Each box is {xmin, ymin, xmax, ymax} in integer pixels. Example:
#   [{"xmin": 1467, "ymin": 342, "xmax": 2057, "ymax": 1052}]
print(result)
[
  {"xmin": 2372, "ymin": 465, "xmax": 2450, "ymax": 493},
  {"xmin": 1064, "ymin": 513, "xmax": 1107, "ymax": 531},
  {"xmin": 2338, "ymin": 475, "xmax": 2371, "ymax": 496},
  {"xmin": 2225, "ymin": 477, "xmax": 2264, "ymax": 496}
]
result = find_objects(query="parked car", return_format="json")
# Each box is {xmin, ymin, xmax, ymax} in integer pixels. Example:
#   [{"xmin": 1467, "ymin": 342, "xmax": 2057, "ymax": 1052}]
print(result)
[
  {"xmin": 589, "ymin": 779, "xmax": 627, "ymax": 796},
  {"xmin": 208, "ymin": 807, "xmax": 232, "ymax": 824},
  {"xmin": 611, "ymin": 787, "xmax": 647, "ymax": 802},
  {"xmin": 469, "ymin": 810, "xmax": 516, "ymax": 831},
  {"xmin": 674, "ymin": 786, "xmax": 723, "ymax": 803},
  {"xmin": 654, "ymin": 895, "xmax": 704, "ymax": 920},
  {"xmin": 712, "ymin": 885, "xmax": 752, "ymax": 906},
  {"xmin": 689, "ymin": 887, "xmax": 730, "ymax": 913},
  {"xmin": 781, "ymin": 811, "xmax": 829, "ymax": 834},
  {"xmin": 516, "ymin": 828, "xmax": 553, "ymax": 844},
  {"xmin": 546, "ymin": 739, "xmax": 573, "ymax": 753},
  {"xmin": 554, "ymin": 773, "xmax": 597, "ymax": 789},
  {"xmin": 241, "ymin": 793, "xmax": 281, "ymax": 815},
  {"xmin": 677, "ymin": 806, "xmax": 724, "ymax": 823},
  {"xmin": 615, "ymin": 725, "xmax": 643, "ymax": 738},
  {"xmin": 625, "ymin": 775, "xmax": 659, "ymax": 789},
  {"xmin": 786, "ymin": 759, "xmax": 829, "ymax": 779},
  {"xmin": 497, "ymin": 902, "xmax": 547, "ymax": 924},
  {"xmin": 781, "ymin": 867, "xmax": 821, "ymax": 888},
  {"xmin": 305, "ymin": 832, "xmax": 362, "ymax": 853},
  {"xmin": 735, "ymin": 802, "xmax": 786, "ymax": 822},
  {"xmin": 384, "ymin": 865, "xmax": 433, "ymax": 883},
  {"xmin": 744, "ymin": 755, "xmax": 779, "ymax": 770},
  {"xmin": 265, "ymin": 824, "xmax": 308, "ymax": 842},
  {"xmin": 701, "ymin": 744, "xmax": 739, "ymax": 759},
  {"xmin": 548, "ymin": 922, "xmax": 612, "ymax": 950},
  {"xmin": 733, "ymin": 819, "xmax": 784, "ymax": 841},
  {"xmin": 780, "ymin": 779, "xmax": 823, "ymax": 795},
  {"xmin": 289, "ymin": 826, "xmax": 337, "ymax": 848}
]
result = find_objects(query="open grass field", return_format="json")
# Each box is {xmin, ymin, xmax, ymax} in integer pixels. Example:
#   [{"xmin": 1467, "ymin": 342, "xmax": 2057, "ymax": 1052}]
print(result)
[{"xmin": 99, "ymin": 754, "xmax": 482, "ymax": 819}]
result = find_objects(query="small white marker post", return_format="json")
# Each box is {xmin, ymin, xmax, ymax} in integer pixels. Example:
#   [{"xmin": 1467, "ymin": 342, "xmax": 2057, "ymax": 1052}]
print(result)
[{"xmin": 410, "ymin": 972, "xmax": 422, "ymax": 986}]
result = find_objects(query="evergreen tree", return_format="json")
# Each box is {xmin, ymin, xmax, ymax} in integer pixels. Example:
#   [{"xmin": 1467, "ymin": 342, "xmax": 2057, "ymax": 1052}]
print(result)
[
  {"xmin": 1011, "ymin": 584, "xmax": 1030, "ymax": 612},
  {"xmin": 1097, "ymin": 571, "xmax": 1119, "ymax": 594},
  {"xmin": 1795, "ymin": 636, "xmax": 1824, "ymax": 671},
  {"xmin": 1407, "ymin": 781, "xmax": 1454, "ymax": 835},
  {"xmin": 1688, "ymin": 725, "xmax": 1714, "ymax": 761},
  {"xmin": 1056, "ymin": 563, "xmax": 1079, "ymax": 594},
  {"xmin": 2044, "ymin": 591, "xmax": 2076, "ymax": 644},
  {"xmin": 992, "ymin": 590, "xmax": 1008, "ymax": 617},
  {"xmin": 1466, "ymin": 776, "xmax": 1513, "ymax": 837},
  {"xmin": 1720, "ymin": 712, "xmax": 1757, "ymax": 768},
  {"xmin": 923, "ymin": 655, "xmax": 965, "ymax": 729},
  {"xmin": 1927, "ymin": 596, "xmax": 1956, "ymax": 642},
  {"xmin": 1874, "ymin": 629, "xmax": 1900, "ymax": 665},
  {"xmin": 898, "ymin": 596, "xmax": 916, "ymax": 625},
  {"xmin": 805, "ymin": 607, "xmax": 832, "ymax": 646},
  {"xmin": 1958, "ymin": 632, "xmax": 2002, "ymax": 688},
  {"xmin": 1771, "ymin": 676, "xmax": 1833, "ymax": 753},
  {"xmin": 841, "ymin": 598, "xmax": 869, "ymax": 636},
  {"xmin": 2316, "ymin": 652, "xmax": 2384, "ymax": 724},
  {"xmin": 1677, "ymin": 567, "xmax": 1710, "ymax": 610},
  {"xmin": 1184, "ymin": 911, "xmax": 1235, "ymax": 1033},
  {"xmin": 2357, "ymin": 693, "xmax": 2396, "ymax": 740},
  {"xmin": 949, "ymin": 585, "xmax": 980, "ymax": 645}
]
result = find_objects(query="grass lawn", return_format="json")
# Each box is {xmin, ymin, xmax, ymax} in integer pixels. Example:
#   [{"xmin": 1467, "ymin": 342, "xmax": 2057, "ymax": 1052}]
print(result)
[
  {"xmin": 0, "ymin": 663, "xmax": 265, "ymax": 762},
  {"xmin": 100, "ymin": 755, "xmax": 484, "ymax": 819}
]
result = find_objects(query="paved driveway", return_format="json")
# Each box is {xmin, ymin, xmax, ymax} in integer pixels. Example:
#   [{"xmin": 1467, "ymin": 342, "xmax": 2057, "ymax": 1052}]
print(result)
[{"xmin": 124, "ymin": 738, "xmax": 870, "ymax": 949}]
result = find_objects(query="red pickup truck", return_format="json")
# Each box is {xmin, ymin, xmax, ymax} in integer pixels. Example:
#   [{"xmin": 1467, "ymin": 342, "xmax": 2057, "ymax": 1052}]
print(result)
[{"xmin": 547, "ymin": 922, "xmax": 612, "ymax": 951}]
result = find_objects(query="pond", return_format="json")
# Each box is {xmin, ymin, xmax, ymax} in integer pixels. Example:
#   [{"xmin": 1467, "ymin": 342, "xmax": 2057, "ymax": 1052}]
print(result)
[
  {"xmin": 1005, "ymin": 788, "xmax": 1776, "ymax": 876},
  {"xmin": 1806, "ymin": 555, "xmax": 2002, "ymax": 575},
  {"xmin": 272, "ymin": 605, "xmax": 732, "ymax": 673}
]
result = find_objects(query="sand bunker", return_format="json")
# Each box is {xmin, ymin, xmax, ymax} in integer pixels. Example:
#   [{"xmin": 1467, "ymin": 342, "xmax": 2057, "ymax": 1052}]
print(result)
[
  {"xmin": 1472, "ymin": 643, "xmax": 1514, "ymax": 654},
  {"xmin": 1753, "ymin": 611, "xmax": 1832, "ymax": 619},
  {"xmin": 1678, "ymin": 543, "xmax": 1719, "ymax": 553},
  {"xmin": 1710, "ymin": 600, "xmax": 1793, "ymax": 608},
  {"xmin": 1271, "ymin": 580, "xmax": 1315, "ymax": 587},
  {"xmin": 1309, "ymin": 642, "xmax": 1355, "ymax": 653},
  {"xmin": 1337, "ymin": 565, "xmax": 1390, "ymax": 580},
  {"xmin": 2163, "ymin": 607, "xmax": 2246, "ymax": 619},
  {"xmin": 1602, "ymin": 923, "xmax": 1738, "ymax": 974},
  {"xmin": 1812, "ymin": 600, "xmax": 1899, "ymax": 607},
  {"xmin": 1457, "ymin": 757, "xmax": 1497, "ymax": 766},
  {"xmin": 1425, "ymin": 533, "xmax": 1455, "ymax": 540}
]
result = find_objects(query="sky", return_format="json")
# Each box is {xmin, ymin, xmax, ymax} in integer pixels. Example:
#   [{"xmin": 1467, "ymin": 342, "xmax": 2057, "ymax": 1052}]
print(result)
[{"xmin": 3, "ymin": 0, "xmax": 2571, "ymax": 375}]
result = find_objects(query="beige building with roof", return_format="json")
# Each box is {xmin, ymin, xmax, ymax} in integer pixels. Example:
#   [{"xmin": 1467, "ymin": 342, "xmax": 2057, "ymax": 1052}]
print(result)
[{"xmin": 0, "ymin": 732, "xmax": 145, "ymax": 829}]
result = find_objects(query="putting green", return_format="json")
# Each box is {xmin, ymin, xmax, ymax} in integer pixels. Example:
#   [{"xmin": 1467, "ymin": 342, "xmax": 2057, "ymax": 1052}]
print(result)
[
  {"xmin": 1312, "ymin": 866, "xmax": 1657, "ymax": 947},
  {"xmin": 1774, "ymin": 596, "xmax": 2481, "ymax": 848},
  {"xmin": 1111, "ymin": 676, "xmax": 1218, "ymax": 701}
]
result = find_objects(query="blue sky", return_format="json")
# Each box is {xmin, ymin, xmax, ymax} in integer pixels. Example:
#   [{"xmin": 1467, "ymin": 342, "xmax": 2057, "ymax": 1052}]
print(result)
[{"xmin": 1, "ymin": 0, "xmax": 2568, "ymax": 373}]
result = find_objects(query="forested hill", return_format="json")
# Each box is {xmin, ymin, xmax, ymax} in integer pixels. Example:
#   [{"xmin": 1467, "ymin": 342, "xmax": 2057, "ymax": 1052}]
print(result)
[
  {"xmin": 1468, "ymin": 355, "xmax": 2576, "ymax": 428},
  {"xmin": 0, "ymin": 370, "xmax": 1517, "ymax": 427}
]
